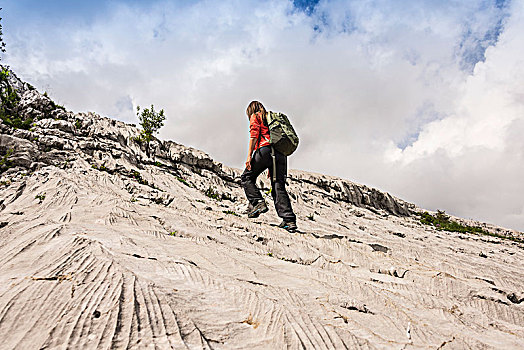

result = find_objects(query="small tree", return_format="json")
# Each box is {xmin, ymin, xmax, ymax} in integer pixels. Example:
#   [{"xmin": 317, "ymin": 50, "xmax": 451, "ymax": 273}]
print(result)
[
  {"xmin": 0, "ymin": 8, "xmax": 6, "ymax": 59},
  {"xmin": 137, "ymin": 104, "xmax": 165, "ymax": 142},
  {"xmin": 136, "ymin": 104, "xmax": 165, "ymax": 156}
]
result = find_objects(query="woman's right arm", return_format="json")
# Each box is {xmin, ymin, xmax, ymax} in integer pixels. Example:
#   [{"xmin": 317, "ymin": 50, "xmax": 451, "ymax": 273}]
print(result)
[
  {"xmin": 245, "ymin": 137, "xmax": 257, "ymax": 170},
  {"xmin": 246, "ymin": 114, "xmax": 260, "ymax": 170}
]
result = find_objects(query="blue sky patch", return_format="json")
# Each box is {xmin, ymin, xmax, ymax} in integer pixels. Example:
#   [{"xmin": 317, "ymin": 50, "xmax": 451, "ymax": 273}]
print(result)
[
  {"xmin": 396, "ymin": 103, "xmax": 446, "ymax": 151},
  {"xmin": 293, "ymin": 0, "xmax": 320, "ymax": 15},
  {"xmin": 458, "ymin": 1, "xmax": 509, "ymax": 73}
]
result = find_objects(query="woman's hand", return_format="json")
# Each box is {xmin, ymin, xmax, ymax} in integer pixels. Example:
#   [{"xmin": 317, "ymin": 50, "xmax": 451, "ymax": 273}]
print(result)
[{"xmin": 246, "ymin": 137, "xmax": 257, "ymax": 171}]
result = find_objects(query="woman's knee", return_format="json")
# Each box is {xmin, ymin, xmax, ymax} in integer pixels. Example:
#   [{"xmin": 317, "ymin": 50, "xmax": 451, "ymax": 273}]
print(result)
[
  {"xmin": 273, "ymin": 181, "xmax": 287, "ymax": 192},
  {"xmin": 241, "ymin": 171, "xmax": 254, "ymax": 185}
]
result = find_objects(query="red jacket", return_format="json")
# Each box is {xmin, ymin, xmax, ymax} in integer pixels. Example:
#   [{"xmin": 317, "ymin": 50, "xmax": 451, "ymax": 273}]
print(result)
[{"xmin": 250, "ymin": 113, "xmax": 271, "ymax": 150}]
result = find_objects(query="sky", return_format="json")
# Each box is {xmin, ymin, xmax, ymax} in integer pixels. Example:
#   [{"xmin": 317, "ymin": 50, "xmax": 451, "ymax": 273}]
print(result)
[{"xmin": 2, "ymin": 0, "xmax": 524, "ymax": 231}]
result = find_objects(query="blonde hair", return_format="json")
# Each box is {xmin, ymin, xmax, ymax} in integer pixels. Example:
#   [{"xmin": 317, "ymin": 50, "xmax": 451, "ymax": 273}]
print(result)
[{"xmin": 246, "ymin": 101, "xmax": 266, "ymax": 119}]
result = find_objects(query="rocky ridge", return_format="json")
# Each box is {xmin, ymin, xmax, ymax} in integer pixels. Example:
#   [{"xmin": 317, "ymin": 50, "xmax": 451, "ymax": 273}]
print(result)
[
  {"xmin": 0, "ymin": 66, "xmax": 523, "ymax": 349},
  {"xmin": 0, "ymin": 67, "xmax": 414, "ymax": 218}
]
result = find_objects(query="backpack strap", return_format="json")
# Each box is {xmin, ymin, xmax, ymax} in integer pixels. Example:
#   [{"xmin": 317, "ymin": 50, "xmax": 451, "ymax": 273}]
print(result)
[
  {"xmin": 260, "ymin": 112, "xmax": 276, "ymax": 183},
  {"xmin": 262, "ymin": 113, "xmax": 268, "ymax": 127},
  {"xmin": 265, "ymin": 112, "xmax": 277, "ymax": 182},
  {"xmin": 256, "ymin": 112, "xmax": 270, "ymax": 150},
  {"xmin": 262, "ymin": 112, "xmax": 272, "ymax": 141},
  {"xmin": 271, "ymin": 145, "xmax": 277, "ymax": 183}
]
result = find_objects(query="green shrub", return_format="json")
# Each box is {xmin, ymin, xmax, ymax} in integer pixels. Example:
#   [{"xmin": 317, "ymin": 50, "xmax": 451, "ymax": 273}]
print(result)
[
  {"xmin": 176, "ymin": 176, "xmax": 191, "ymax": 187},
  {"xmin": 223, "ymin": 210, "xmax": 239, "ymax": 217},
  {"xmin": 418, "ymin": 210, "xmax": 524, "ymax": 243},
  {"xmin": 205, "ymin": 186, "xmax": 220, "ymax": 200},
  {"xmin": 1, "ymin": 115, "xmax": 33, "ymax": 129},
  {"xmin": 419, "ymin": 210, "xmax": 485, "ymax": 234},
  {"xmin": 0, "ymin": 148, "xmax": 13, "ymax": 173},
  {"xmin": 53, "ymin": 102, "xmax": 66, "ymax": 111},
  {"xmin": 35, "ymin": 193, "xmax": 46, "ymax": 203},
  {"xmin": 221, "ymin": 192, "xmax": 234, "ymax": 202},
  {"xmin": 0, "ymin": 67, "xmax": 27, "ymax": 129},
  {"xmin": 130, "ymin": 170, "xmax": 149, "ymax": 185},
  {"xmin": 0, "ymin": 67, "xmax": 8, "ymax": 80},
  {"xmin": 131, "ymin": 135, "xmax": 143, "ymax": 145}
]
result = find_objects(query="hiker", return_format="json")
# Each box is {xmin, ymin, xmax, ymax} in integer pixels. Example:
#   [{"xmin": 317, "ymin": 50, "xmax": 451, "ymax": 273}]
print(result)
[{"xmin": 241, "ymin": 101, "xmax": 297, "ymax": 232}]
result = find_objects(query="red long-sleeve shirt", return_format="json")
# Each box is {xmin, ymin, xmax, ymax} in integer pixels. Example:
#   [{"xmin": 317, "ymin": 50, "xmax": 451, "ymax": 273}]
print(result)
[{"xmin": 249, "ymin": 113, "xmax": 271, "ymax": 150}]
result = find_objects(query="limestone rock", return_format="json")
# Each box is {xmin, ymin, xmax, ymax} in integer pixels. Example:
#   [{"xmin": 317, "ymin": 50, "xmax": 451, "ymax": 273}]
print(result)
[
  {"xmin": 1, "ymin": 64, "xmax": 523, "ymax": 349},
  {"xmin": 0, "ymin": 134, "xmax": 38, "ymax": 168}
]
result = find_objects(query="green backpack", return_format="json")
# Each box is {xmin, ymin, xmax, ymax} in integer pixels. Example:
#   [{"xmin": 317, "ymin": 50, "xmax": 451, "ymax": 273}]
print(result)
[{"xmin": 265, "ymin": 111, "xmax": 299, "ymax": 156}]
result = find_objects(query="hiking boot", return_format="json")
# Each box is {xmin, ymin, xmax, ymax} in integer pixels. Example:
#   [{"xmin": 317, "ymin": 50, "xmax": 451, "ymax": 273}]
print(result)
[
  {"xmin": 247, "ymin": 201, "xmax": 268, "ymax": 218},
  {"xmin": 278, "ymin": 220, "xmax": 297, "ymax": 232},
  {"xmin": 243, "ymin": 203, "xmax": 254, "ymax": 215}
]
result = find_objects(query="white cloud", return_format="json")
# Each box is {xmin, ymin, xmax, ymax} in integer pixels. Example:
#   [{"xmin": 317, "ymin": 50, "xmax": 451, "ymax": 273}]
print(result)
[
  {"xmin": 383, "ymin": 0, "xmax": 524, "ymax": 229},
  {"xmin": 5, "ymin": 0, "xmax": 523, "ymax": 230}
]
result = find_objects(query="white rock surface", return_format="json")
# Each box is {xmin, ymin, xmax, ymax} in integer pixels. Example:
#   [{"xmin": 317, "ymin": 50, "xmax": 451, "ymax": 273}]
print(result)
[{"xmin": 0, "ymin": 66, "xmax": 523, "ymax": 349}]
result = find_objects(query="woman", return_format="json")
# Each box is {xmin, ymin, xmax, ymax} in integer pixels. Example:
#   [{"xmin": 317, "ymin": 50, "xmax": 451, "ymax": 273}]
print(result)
[{"xmin": 241, "ymin": 101, "xmax": 297, "ymax": 232}]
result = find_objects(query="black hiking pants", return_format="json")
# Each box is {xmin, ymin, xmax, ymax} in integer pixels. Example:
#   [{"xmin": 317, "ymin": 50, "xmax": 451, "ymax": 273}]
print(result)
[{"xmin": 241, "ymin": 146, "xmax": 296, "ymax": 222}]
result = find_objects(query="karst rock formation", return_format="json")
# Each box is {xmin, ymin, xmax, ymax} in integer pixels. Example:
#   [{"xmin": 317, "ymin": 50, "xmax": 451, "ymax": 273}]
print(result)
[{"xmin": 1, "ymin": 66, "xmax": 523, "ymax": 349}]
